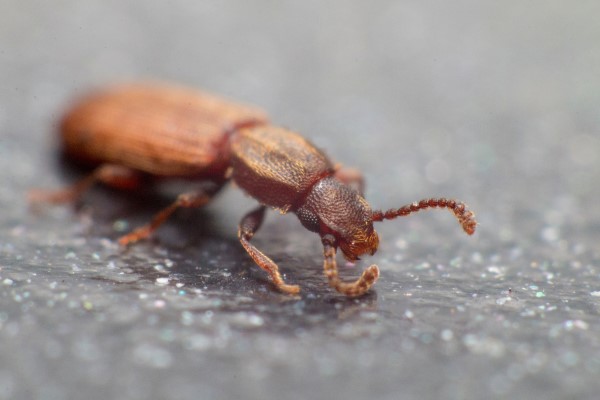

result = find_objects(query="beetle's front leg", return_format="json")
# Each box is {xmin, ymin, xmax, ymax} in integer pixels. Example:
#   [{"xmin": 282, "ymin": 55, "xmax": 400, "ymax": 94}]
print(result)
[
  {"xmin": 321, "ymin": 234, "xmax": 379, "ymax": 297},
  {"xmin": 238, "ymin": 206, "xmax": 300, "ymax": 294}
]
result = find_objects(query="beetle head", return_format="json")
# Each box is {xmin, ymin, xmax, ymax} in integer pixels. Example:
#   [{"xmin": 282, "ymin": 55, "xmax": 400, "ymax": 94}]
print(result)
[
  {"xmin": 337, "ymin": 224, "xmax": 380, "ymax": 262},
  {"xmin": 296, "ymin": 177, "xmax": 380, "ymax": 261}
]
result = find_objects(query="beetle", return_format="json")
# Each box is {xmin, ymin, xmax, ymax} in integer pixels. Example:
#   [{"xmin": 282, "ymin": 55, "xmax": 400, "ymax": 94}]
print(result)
[{"xmin": 31, "ymin": 83, "xmax": 476, "ymax": 297}]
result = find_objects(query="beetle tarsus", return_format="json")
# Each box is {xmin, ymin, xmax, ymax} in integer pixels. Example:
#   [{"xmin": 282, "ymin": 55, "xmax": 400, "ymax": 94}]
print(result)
[
  {"xmin": 322, "ymin": 234, "xmax": 379, "ymax": 297},
  {"xmin": 238, "ymin": 206, "xmax": 300, "ymax": 294}
]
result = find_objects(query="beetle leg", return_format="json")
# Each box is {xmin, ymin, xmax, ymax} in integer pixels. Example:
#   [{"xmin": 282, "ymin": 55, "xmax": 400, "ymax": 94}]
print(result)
[
  {"xmin": 333, "ymin": 165, "xmax": 365, "ymax": 195},
  {"xmin": 238, "ymin": 206, "xmax": 300, "ymax": 294},
  {"xmin": 29, "ymin": 164, "xmax": 144, "ymax": 204},
  {"xmin": 118, "ymin": 190, "xmax": 216, "ymax": 245},
  {"xmin": 321, "ymin": 234, "xmax": 379, "ymax": 297}
]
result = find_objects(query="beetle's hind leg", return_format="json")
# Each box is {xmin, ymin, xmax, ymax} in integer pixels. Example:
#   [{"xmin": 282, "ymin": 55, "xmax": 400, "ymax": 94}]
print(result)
[
  {"xmin": 238, "ymin": 206, "xmax": 300, "ymax": 294},
  {"xmin": 321, "ymin": 234, "xmax": 379, "ymax": 297},
  {"xmin": 29, "ymin": 164, "xmax": 145, "ymax": 205}
]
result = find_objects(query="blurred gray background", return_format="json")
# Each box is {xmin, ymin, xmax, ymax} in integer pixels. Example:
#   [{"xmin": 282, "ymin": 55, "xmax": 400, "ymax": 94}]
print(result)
[{"xmin": 1, "ymin": 1, "xmax": 600, "ymax": 399}]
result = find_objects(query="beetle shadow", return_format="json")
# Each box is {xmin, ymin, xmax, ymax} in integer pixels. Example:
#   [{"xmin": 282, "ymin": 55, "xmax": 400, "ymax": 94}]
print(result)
[
  {"xmin": 92, "ymin": 236, "xmax": 383, "ymax": 334},
  {"xmin": 93, "ymin": 219, "xmax": 381, "ymax": 322},
  {"xmin": 123, "ymin": 250, "xmax": 382, "ymax": 333}
]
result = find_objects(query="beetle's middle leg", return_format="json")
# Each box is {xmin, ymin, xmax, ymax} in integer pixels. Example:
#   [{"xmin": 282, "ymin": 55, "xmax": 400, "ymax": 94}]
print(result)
[
  {"xmin": 238, "ymin": 206, "xmax": 300, "ymax": 294},
  {"xmin": 118, "ymin": 188, "xmax": 218, "ymax": 245},
  {"xmin": 333, "ymin": 165, "xmax": 364, "ymax": 195}
]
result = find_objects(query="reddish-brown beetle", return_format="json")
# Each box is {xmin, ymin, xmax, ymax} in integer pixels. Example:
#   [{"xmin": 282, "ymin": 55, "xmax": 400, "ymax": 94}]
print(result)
[{"xmin": 31, "ymin": 83, "xmax": 476, "ymax": 297}]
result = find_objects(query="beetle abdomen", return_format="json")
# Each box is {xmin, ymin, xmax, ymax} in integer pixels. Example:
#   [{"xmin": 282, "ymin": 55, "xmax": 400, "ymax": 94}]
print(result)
[
  {"xmin": 60, "ymin": 83, "xmax": 268, "ymax": 178},
  {"xmin": 230, "ymin": 126, "xmax": 334, "ymax": 211}
]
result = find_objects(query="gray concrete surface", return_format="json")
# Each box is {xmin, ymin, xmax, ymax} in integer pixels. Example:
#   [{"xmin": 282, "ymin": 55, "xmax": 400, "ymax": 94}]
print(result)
[{"xmin": 1, "ymin": 1, "xmax": 600, "ymax": 399}]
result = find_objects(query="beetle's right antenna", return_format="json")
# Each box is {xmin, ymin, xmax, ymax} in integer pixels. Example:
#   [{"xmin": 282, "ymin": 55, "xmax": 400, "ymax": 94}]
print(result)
[{"xmin": 371, "ymin": 198, "xmax": 477, "ymax": 235}]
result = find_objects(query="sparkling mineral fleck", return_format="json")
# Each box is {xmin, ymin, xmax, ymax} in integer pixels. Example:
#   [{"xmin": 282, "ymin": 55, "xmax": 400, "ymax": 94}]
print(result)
[{"xmin": 156, "ymin": 277, "xmax": 169, "ymax": 285}]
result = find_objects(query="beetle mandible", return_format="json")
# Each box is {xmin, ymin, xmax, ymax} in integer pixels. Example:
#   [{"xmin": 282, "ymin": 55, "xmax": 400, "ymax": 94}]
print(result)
[{"xmin": 31, "ymin": 83, "xmax": 477, "ymax": 297}]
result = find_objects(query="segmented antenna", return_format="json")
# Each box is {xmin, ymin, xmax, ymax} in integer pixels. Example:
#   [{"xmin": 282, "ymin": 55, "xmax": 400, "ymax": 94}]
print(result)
[{"xmin": 371, "ymin": 198, "xmax": 477, "ymax": 235}]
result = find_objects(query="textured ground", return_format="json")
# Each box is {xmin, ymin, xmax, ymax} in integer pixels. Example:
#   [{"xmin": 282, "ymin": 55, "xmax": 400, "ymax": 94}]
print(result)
[{"xmin": 1, "ymin": 1, "xmax": 599, "ymax": 399}]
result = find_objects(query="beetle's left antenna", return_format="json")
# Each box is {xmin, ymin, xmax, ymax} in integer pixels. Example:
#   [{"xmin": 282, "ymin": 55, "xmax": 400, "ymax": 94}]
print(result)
[{"xmin": 371, "ymin": 198, "xmax": 477, "ymax": 235}]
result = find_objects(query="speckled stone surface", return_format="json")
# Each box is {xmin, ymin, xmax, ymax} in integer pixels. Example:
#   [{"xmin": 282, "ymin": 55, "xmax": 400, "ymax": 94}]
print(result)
[{"xmin": 1, "ymin": 1, "xmax": 600, "ymax": 399}]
